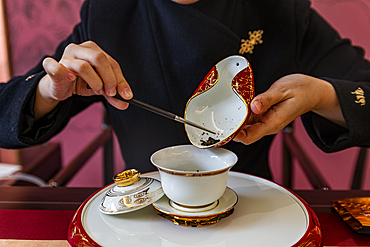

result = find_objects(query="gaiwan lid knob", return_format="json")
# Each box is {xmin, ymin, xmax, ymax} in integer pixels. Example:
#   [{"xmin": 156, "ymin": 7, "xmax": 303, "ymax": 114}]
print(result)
[
  {"xmin": 114, "ymin": 169, "xmax": 140, "ymax": 187},
  {"xmin": 99, "ymin": 169, "xmax": 163, "ymax": 215}
]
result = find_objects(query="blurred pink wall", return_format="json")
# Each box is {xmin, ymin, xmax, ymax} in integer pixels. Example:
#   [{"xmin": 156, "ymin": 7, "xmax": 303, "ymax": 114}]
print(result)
[
  {"xmin": 0, "ymin": 0, "xmax": 16, "ymax": 164},
  {"xmin": 0, "ymin": 0, "xmax": 9, "ymax": 82},
  {"xmin": 1, "ymin": 0, "xmax": 370, "ymax": 188}
]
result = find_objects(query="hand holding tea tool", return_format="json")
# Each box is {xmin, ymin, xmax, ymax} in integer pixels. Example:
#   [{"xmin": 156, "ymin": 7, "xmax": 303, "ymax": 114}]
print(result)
[{"xmin": 113, "ymin": 92, "xmax": 217, "ymax": 134}]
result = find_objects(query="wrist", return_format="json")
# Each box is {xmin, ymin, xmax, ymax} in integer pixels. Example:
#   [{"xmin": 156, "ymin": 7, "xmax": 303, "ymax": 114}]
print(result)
[
  {"xmin": 34, "ymin": 76, "xmax": 59, "ymax": 120},
  {"xmin": 312, "ymin": 78, "xmax": 346, "ymax": 127},
  {"xmin": 312, "ymin": 78, "xmax": 339, "ymax": 112}
]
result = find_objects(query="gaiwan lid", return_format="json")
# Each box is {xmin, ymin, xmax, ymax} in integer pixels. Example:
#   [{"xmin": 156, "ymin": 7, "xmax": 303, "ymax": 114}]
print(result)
[{"xmin": 99, "ymin": 169, "xmax": 164, "ymax": 214}]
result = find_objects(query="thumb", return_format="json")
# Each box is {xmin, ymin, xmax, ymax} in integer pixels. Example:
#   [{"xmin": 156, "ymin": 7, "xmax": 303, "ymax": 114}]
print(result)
[
  {"xmin": 42, "ymin": 57, "xmax": 76, "ymax": 83},
  {"xmin": 250, "ymin": 86, "xmax": 285, "ymax": 115}
]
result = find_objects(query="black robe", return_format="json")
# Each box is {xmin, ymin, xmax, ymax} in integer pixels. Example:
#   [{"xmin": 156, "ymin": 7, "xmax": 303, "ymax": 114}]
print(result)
[{"xmin": 1, "ymin": 0, "xmax": 370, "ymax": 179}]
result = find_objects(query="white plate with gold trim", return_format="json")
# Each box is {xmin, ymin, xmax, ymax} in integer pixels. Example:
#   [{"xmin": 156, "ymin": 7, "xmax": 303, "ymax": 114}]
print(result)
[{"xmin": 68, "ymin": 171, "xmax": 323, "ymax": 246}]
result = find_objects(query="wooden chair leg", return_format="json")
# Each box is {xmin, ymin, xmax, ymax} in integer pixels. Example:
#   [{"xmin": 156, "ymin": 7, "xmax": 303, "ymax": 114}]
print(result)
[
  {"xmin": 48, "ymin": 129, "xmax": 113, "ymax": 187},
  {"xmin": 103, "ymin": 131, "xmax": 114, "ymax": 185},
  {"xmin": 283, "ymin": 126, "xmax": 293, "ymax": 189},
  {"xmin": 283, "ymin": 132, "xmax": 330, "ymax": 190},
  {"xmin": 351, "ymin": 148, "xmax": 368, "ymax": 190},
  {"xmin": 282, "ymin": 122, "xmax": 330, "ymax": 190},
  {"xmin": 102, "ymin": 110, "xmax": 114, "ymax": 185}
]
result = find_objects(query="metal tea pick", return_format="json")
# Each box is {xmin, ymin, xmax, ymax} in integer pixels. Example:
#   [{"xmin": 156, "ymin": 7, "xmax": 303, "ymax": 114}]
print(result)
[{"xmin": 113, "ymin": 93, "xmax": 216, "ymax": 135}]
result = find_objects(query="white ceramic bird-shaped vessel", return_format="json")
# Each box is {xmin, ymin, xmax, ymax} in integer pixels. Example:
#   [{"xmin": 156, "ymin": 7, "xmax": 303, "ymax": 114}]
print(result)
[{"xmin": 185, "ymin": 55, "xmax": 255, "ymax": 148}]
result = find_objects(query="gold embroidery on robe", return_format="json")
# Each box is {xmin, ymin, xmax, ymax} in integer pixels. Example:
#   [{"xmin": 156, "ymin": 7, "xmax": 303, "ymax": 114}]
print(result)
[
  {"xmin": 25, "ymin": 74, "xmax": 36, "ymax": 81},
  {"xmin": 351, "ymin": 87, "xmax": 366, "ymax": 106},
  {"xmin": 239, "ymin": 30, "xmax": 263, "ymax": 55}
]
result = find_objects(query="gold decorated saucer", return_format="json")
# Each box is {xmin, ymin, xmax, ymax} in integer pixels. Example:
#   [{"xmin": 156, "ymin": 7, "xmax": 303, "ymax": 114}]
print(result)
[{"xmin": 152, "ymin": 187, "xmax": 238, "ymax": 227}]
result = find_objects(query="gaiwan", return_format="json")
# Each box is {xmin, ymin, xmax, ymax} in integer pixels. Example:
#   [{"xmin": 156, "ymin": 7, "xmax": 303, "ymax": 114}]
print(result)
[
  {"xmin": 150, "ymin": 144, "xmax": 239, "ymax": 227},
  {"xmin": 99, "ymin": 145, "xmax": 239, "ymax": 227}
]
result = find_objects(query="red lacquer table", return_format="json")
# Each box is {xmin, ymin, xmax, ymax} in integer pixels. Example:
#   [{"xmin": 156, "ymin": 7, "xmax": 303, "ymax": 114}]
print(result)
[{"xmin": 0, "ymin": 187, "xmax": 370, "ymax": 246}]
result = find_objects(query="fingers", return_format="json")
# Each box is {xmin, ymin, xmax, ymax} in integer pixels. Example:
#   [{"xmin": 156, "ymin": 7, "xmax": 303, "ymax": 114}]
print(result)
[
  {"xmin": 58, "ymin": 57, "xmax": 104, "ymax": 94},
  {"xmin": 63, "ymin": 43, "xmax": 113, "ymax": 94},
  {"xmin": 233, "ymin": 77, "xmax": 298, "ymax": 145},
  {"xmin": 99, "ymin": 50, "xmax": 133, "ymax": 100},
  {"xmin": 250, "ymin": 82, "xmax": 287, "ymax": 115},
  {"xmin": 234, "ymin": 108, "xmax": 283, "ymax": 145},
  {"xmin": 42, "ymin": 41, "xmax": 133, "ymax": 110},
  {"xmin": 62, "ymin": 41, "xmax": 133, "ymax": 100}
]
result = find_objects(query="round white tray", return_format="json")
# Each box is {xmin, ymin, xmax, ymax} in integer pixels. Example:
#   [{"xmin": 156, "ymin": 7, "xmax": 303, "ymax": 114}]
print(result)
[{"xmin": 68, "ymin": 171, "xmax": 323, "ymax": 246}]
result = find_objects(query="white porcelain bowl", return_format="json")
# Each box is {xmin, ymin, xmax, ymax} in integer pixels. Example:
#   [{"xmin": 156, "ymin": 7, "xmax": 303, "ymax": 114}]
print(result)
[
  {"xmin": 150, "ymin": 145, "xmax": 237, "ymax": 207},
  {"xmin": 185, "ymin": 55, "xmax": 254, "ymax": 148}
]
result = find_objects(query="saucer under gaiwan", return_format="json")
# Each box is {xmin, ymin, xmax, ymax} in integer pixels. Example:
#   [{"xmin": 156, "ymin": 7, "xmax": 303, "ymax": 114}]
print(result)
[
  {"xmin": 185, "ymin": 55, "xmax": 255, "ymax": 148},
  {"xmin": 152, "ymin": 187, "xmax": 238, "ymax": 227}
]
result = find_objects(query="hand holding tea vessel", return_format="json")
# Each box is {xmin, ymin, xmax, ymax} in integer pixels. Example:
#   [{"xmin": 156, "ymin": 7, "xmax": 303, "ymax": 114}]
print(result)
[{"xmin": 233, "ymin": 74, "xmax": 345, "ymax": 145}]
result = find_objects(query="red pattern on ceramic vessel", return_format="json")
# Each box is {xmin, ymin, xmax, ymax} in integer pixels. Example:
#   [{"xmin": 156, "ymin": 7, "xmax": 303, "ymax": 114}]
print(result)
[
  {"xmin": 231, "ymin": 66, "xmax": 254, "ymax": 106},
  {"xmin": 192, "ymin": 66, "xmax": 219, "ymax": 97}
]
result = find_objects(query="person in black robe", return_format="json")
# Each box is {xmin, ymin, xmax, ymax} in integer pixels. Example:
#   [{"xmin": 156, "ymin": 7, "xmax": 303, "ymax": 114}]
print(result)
[{"xmin": 1, "ymin": 0, "xmax": 370, "ymax": 180}]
